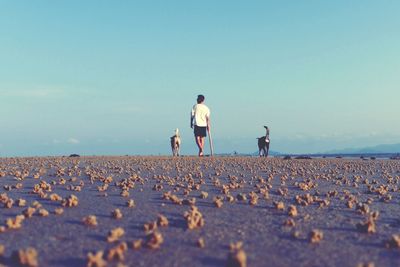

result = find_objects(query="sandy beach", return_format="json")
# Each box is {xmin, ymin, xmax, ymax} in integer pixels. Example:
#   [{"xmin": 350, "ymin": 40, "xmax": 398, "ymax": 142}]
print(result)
[{"xmin": 1, "ymin": 156, "xmax": 400, "ymax": 267}]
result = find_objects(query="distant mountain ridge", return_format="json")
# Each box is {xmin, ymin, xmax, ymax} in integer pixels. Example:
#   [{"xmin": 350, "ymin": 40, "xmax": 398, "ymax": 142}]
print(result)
[
  {"xmin": 325, "ymin": 143, "xmax": 400, "ymax": 154},
  {"xmin": 216, "ymin": 150, "xmax": 281, "ymax": 157}
]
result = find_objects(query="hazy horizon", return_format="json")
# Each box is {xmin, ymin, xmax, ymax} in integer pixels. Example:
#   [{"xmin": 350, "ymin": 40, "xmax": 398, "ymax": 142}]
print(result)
[{"xmin": 1, "ymin": 1, "xmax": 399, "ymax": 157}]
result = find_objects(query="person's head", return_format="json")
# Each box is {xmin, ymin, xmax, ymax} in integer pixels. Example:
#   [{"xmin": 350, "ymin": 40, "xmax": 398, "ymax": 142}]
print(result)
[{"xmin": 197, "ymin": 94, "xmax": 205, "ymax": 104}]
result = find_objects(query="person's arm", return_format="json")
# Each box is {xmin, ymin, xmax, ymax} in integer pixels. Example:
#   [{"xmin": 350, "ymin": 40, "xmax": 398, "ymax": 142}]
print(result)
[
  {"xmin": 190, "ymin": 108, "xmax": 194, "ymax": 128},
  {"xmin": 206, "ymin": 108, "xmax": 211, "ymax": 130}
]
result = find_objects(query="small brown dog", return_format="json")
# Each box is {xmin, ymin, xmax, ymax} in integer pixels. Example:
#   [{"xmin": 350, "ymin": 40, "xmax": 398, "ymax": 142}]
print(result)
[{"xmin": 170, "ymin": 129, "xmax": 181, "ymax": 156}]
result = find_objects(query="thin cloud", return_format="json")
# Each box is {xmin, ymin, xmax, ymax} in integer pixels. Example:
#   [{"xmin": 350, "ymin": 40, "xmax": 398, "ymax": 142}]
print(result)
[
  {"xmin": 0, "ymin": 88, "xmax": 66, "ymax": 98},
  {"xmin": 109, "ymin": 105, "xmax": 145, "ymax": 115},
  {"xmin": 67, "ymin": 138, "xmax": 80, "ymax": 144}
]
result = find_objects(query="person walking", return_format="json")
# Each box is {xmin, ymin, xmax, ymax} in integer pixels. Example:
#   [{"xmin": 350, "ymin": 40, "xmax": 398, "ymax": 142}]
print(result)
[{"xmin": 190, "ymin": 95, "xmax": 211, "ymax": 157}]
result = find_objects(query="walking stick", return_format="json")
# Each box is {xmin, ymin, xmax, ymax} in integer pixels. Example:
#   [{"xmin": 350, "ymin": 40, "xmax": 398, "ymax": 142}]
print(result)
[{"xmin": 207, "ymin": 127, "xmax": 214, "ymax": 156}]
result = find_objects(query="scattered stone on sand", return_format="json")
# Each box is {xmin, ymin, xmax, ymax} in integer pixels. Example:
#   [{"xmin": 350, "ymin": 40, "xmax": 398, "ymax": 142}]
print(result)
[
  {"xmin": 309, "ymin": 229, "xmax": 323, "ymax": 244},
  {"xmin": 200, "ymin": 191, "xmax": 209, "ymax": 199},
  {"xmin": 146, "ymin": 231, "xmax": 163, "ymax": 249},
  {"xmin": 107, "ymin": 242, "xmax": 128, "ymax": 261},
  {"xmin": 318, "ymin": 199, "xmax": 330, "ymax": 208},
  {"xmin": 385, "ymin": 234, "xmax": 400, "ymax": 248},
  {"xmin": 153, "ymin": 184, "xmax": 163, "ymax": 191},
  {"xmin": 54, "ymin": 208, "xmax": 64, "ymax": 215},
  {"xmin": 356, "ymin": 203, "xmax": 370, "ymax": 214},
  {"xmin": 214, "ymin": 197, "xmax": 223, "ymax": 208},
  {"xmin": 107, "ymin": 227, "xmax": 125, "ymax": 243},
  {"xmin": 248, "ymin": 192, "xmax": 259, "ymax": 206},
  {"xmin": 38, "ymin": 209, "xmax": 49, "ymax": 217},
  {"xmin": 62, "ymin": 194, "xmax": 79, "ymax": 207},
  {"xmin": 295, "ymin": 193, "xmax": 314, "ymax": 206},
  {"xmin": 182, "ymin": 197, "xmax": 196, "ymax": 206},
  {"xmin": 356, "ymin": 218, "xmax": 376, "ymax": 234},
  {"xmin": 226, "ymin": 195, "xmax": 235, "ymax": 203},
  {"xmin": 112, "ymin": 209, "xmax": 123, "ymax": 219},
  {"xmin": 5, "ymin": 198, "xmax": 14, "ymax": 209},
  {"xmin": 132, "ymin": 239, "xmax": 143, "ymax": 250},
  {"xmin": 163, "ymin": 192, "xmax": 183, "ymax": 205},
  {"xmin": 144, "ymin": 221, "xmax": 158, "ymax": 234},
  {"xmin": 357, "ymin": 262, "xmax": 375, "ymax": 267},
  {"xmin": 50, "ymin": 193, "xmax": 63, "ymax": 202},
  {"xmin": 1, "ymin": 156, "xmax": 400, "ymax": 266},
  {"xmin": 278, "ymin": 187, "xmax": 288, "ymax": 196},
  {"xmin": 127, "ymin": 199, "xmax": 135, "ymax": 208},
  {"xmin": 157, "ymin": 214, "xmax": 169, "ymax": 227},
  {"xmin": 13, "ymin": 247, "xmax": 38, "ymax": 267},
  {"xmin": 120, "ymin": 190, "xmax": 129, "ymax": 197},
  {"xmin": 236, "ymin": 193, "xmax": 247, "ymax": 201},
  {"xmin": 370, "ymin": 211, "xmax": 380, "ymax": 221},
  {"xmin": 226, "ymin": 242, "xmax": 247, "ymax": 267},
  {"xmin": 6, "ymin": 215, "xmax": 25, "ymax": 230},
  {"xmin": 23, "ymin": 207, "xmax": 36, "ymax": 218},
  {"xmin": 184, "ymin": 206, "xmax": 205, "ymax": 230},
  {"xmin": 83, "ymin": 215, "xmax": 98, "ymax": 227},
  {"xmin": 293, "ymin": 231, "xmax": 301, "ymax": 239},
  {"xmin": 284, "ymin": 218, "xmax": 296, "ymax": 227},
  {"xmin": 17, "ymin": 198, "xmax": 27, "ymax": 207},
  {"xmin": 32, "ymin": 201, "xmax": 42, "ymax": 209},
  {"xmin": 288, "ymin": 205, "xmax": 298, "ymax": 217},
  {"xmin": 274, "ymin": 201, "xmax": 285, "ymax": 211},
  {"xmin": 87, "ymin": 251, "xmax": 107, "ymax": 267},
  {"xmin": 197, "ymin": 238, "xmax": 205, "ymax": 248},
  {"xmin": 347, "ymin": 200, "xmax": 355, "ymax": 209}
]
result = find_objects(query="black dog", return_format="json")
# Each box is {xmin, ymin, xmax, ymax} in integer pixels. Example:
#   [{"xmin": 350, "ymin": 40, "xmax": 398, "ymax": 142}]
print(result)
[
  {"xmin": 257, "ymin": 126, "xmax": 270, "ymax": 157},
  {"xmin": 257, "ymin": 137, "xmax": 270, "ymax": 157}
]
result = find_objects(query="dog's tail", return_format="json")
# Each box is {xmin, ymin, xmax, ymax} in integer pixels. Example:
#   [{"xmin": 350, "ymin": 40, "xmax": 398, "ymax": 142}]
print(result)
[{"xmin": 175, "ymin": 128, "xmax": 179, "ymax": 136}]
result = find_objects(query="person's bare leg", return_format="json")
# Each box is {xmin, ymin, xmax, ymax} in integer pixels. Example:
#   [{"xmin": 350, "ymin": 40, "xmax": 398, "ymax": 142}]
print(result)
[
  {"xmin": 200, "ymin": 137, "xmax": 206, "ymax": 156},
  {"xmin": 195, "ymin": 137, "xmax": 200, "ymax": 155},
  {"xmin": 195, "ymin": 136, "xmax": 203, "ymax": 156},
  {"xmin": 199, "ymin": 137, "xmax": 205, "ymax": 156}
]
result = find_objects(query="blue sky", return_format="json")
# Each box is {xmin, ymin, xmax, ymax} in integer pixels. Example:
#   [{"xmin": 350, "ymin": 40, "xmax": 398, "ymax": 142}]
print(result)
[{"xmin": 0, "ymin": 1, "xmax": 399, "ymax": 156}]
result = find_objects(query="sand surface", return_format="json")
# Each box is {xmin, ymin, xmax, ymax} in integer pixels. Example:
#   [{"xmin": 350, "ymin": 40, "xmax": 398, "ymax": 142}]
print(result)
[{"xmin": 1, "ymin": 156, "xmax": 400, "ymax": 267}]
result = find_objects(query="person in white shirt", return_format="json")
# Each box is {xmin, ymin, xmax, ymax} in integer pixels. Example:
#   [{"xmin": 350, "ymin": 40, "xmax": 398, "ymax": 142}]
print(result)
[{"xmin": 190, "ymin": 95, "xmax": 211, "ymax": 157}]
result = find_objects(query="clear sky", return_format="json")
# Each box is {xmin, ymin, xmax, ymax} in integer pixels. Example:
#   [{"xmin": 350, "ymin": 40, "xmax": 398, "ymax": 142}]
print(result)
[{"xmin": 0, "ymin": 1, "xmax": 399, "ymax": 156}]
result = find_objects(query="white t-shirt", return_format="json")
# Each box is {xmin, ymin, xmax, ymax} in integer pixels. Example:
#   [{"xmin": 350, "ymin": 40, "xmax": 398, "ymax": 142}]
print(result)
[{"xmin": 191, "ymin": 103, "xmax": 210, "ymax": 127}]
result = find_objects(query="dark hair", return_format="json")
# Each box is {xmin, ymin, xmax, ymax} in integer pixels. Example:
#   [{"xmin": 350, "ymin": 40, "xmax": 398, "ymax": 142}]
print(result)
[{"xmin": 197, "ymin": 94, "xmax": 205, "ymax": 104}]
